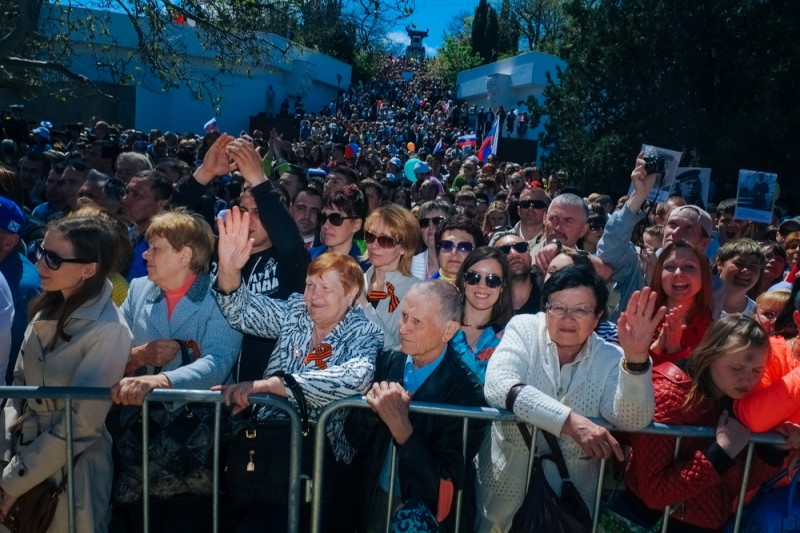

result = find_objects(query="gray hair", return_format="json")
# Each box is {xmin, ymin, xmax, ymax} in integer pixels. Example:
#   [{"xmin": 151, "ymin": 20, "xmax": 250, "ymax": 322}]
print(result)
[
  {"xmin": 408, "ymin": 280, "xmax": 462, "ymax": 324},
  {"xmin": 116, "ymin": 151, "xmax": 153, "ymax": 172},
  {"xmin": 550, "ymin": 193, "xmax": 590, "ymax": 221}
]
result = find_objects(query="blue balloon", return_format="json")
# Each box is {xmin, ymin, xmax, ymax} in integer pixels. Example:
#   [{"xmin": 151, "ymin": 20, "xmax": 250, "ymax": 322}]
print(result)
[{"xmin": 404, "ymin": 158, "xmax": 420, "ymax": 182}]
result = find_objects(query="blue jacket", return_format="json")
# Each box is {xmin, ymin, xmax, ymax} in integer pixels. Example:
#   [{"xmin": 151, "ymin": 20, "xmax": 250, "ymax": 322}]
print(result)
[{"xmin": 121, "ymin": 273, "xmax": 242, "ymax": 390}]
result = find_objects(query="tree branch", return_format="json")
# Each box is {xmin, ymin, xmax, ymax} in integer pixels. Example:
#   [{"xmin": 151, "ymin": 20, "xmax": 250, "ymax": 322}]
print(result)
[{"xmin": 0, "ymin": 55, "xmax": 115, "ymax": 98}]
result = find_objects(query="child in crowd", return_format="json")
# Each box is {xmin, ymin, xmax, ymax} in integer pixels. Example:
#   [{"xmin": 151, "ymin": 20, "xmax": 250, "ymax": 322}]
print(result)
[{"xmin": 714, "ymin": 239, "xmax": 765, "ymax": 316}]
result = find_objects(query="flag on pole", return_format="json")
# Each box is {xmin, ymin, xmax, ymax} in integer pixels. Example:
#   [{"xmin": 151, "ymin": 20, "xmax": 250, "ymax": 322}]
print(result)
[
  {"xmin": 204, "ymin": 117, "xmax": 218, "ymax": 134},
  {"xmin": 458, "ymin": 134, "xmax": 477, "ymax": 148},
  {"xmin": 478, "ymin": 118, "xmax": 499, "ymax": 162},
  {"xmin": 433, "ymin": 139, "xmax": 443, "ymax": 154}
]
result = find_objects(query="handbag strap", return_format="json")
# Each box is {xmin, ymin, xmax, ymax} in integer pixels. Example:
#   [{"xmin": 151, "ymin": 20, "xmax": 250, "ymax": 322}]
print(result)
[
  {"xmin": 506, "ymin": 383, "xmax": 574, "ymax": 482},
  {"xmin": 253, "ymin": 371, "xmax": 311, "ymax": 437}
]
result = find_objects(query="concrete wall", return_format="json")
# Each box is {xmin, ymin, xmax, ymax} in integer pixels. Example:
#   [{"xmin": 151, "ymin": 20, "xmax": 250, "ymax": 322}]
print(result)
[
  {"xmin": 2, "ymin": 5, "xmax": 351, "ymax": 134},
  {"xmin": 456, "ymin": 51, "xmax": 565, "ymax": 142}
]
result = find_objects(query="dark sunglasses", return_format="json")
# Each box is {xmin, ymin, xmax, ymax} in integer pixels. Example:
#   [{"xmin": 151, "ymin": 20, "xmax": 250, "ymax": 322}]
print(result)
[
  {"xmin": 518, "ymin": 200, "xmax": 548, "ymax": 210},
  {"xmin": 498, "ymin": 242, "xmax": 529, "ymax": 255},
  {"xmin": 364, "ymin": 231, "xmax": 398, "ymax": 249},
  {"xmin": 419, "ymin": 216, "xmax": 446, "ymax": 229},
  {"xmin": 35, "ymin": 242, "xmax": 92, "ymax": 271},
  {"xmin": 437, "ymin": 240, "xmax": 474, "ymax": 254},
  {"xmin": 319, "ymin": 212, "xmax": 358, "ymax": 226},
  {"xmin": 464, "ymin": 270, "xmax": 504, "ymax": 289}
]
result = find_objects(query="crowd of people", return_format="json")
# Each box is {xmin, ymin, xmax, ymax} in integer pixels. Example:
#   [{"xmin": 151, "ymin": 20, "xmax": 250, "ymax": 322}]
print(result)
[{"xmin": 1, "ymin": 54, "xmax": 800, "ymax": 532}]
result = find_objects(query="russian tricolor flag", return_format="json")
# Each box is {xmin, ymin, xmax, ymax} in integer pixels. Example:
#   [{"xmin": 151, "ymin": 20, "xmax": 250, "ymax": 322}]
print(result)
[
  {"xmin": 458, "ymin": 134, "xmax": 476, "ymax": 148},
  {"xmin": 478, "ymin": 119, "xmax": 499, "ymax": 162},
  {"xmin": 204, "ymin": 117, "xmax": 218, "ymax": 134}
]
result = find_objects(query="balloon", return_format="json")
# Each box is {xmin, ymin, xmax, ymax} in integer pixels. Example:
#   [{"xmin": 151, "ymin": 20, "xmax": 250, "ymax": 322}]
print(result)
[
  {"xmin": 347, "ymin": 142, "xmax": 360, "ymax": 156},
  {"xmin": 407, "ymin": 142, "xmax": 415, "ymax": 152},
  {"xmin": 404, "ymin": 158, "xmax": 421, "ymax": 183}
]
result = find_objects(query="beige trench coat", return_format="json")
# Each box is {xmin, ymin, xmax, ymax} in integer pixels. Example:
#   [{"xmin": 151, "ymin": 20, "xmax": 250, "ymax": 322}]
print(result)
[{"xmin": 0, "ymin": 281, "xmax": 131, "ymax": 532}]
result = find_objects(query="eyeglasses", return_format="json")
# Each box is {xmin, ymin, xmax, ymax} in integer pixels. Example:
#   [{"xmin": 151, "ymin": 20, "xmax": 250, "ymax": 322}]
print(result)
[
  {"xmin": 518, "ymin": 200, "xmax": 548, "ymax": 210},
  {"xmin": 498, "ymin": 242, "xmax": 529, "ymax": 255},
  {"xmin": 35, "ymin": 242, "xmax": 92, "ymax": 271},
  {"xmin": 437, "ymin": 240, "xmax": 474, "ymax": 254},
  {"xmin": 319, "ymin": 212, "xmax": 358, "ymax": 226},
  {"xmin": 364, "ymin": 231, "xmax": 398, "ymax": 249},
  {"xmin": 464, "ymin": 270, "xmax": 503, "ymax": 289},
  {"xmin": 545, "ymin": 303, "xmax": 597, "ymax": 320},
  {"xmin": 509, "ymin": 179, "xmax": 524, "ymax": 187},
  {"xmin": 419, "ymin": 216, "xmax": 445, "ymax": 229}
]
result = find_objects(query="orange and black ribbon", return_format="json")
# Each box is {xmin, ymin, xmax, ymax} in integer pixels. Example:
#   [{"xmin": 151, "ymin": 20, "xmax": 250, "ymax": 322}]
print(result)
[
  {"xmin": 368, "ymin": 281, "xmax": 399, "ymax": 313},
  {"xmin": 305, "ymin": 343, "xmax": 333, "ymax": 370}
]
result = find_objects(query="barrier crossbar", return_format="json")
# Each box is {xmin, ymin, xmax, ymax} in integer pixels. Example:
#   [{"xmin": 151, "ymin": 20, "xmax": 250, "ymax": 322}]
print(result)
[
  {"xmin": 0, "ymin": 387, "xmax": 788, "ymax": 533},
  {"xmin": 309, "ymin": 396, "xmax": 788, "ymax": 533},
  {"xmin": 0, "ymin": 387, "xmax": 303, "ymax": 533}
]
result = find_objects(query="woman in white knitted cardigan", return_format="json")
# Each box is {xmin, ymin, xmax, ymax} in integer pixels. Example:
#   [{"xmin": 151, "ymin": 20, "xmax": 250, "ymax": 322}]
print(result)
[{"xmin": 475, "ymin": 265, "xmax": 665, "ymax": 532}]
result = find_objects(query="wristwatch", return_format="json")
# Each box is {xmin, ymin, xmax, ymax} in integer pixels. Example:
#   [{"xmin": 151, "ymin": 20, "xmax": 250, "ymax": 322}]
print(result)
[{"xmin": 622, "ymin": 358, "xmax": 651, "ymax": 374}]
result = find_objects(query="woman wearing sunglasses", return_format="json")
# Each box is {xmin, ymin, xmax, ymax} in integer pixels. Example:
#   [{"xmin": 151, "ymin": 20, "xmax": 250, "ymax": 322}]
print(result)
[
  {"xmin": 1, "ymin": 217, "xmax": 131, "ymax": 531},
  {"xmin": 433, "ymin": 215, "xmax": 485, "ymax": 285},
  {"xmin": 451, "ymin": 247, "xmax": 513, "ymax": 383},
  {"xmin": 358, "ymin": 205, "xmax": 420, "ymax": 349},
  {"xmin": 410, "ymin": 200, "xmax": 455, "ymax": 281},
  {"xmin": 309, "ymin": 184, "xmax": 370, "ymax": 271}
]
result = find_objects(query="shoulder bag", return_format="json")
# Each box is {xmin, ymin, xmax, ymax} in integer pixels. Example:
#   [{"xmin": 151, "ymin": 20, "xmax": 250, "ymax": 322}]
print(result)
[
  {"xmin": 110, "ymin": 339, "xmax": 221, "ymax": 504},
  {"xmin": 224, "ymin": 371, "xmax": 316, "ymax": 507},
  {"xmin": 506, "ymin": 383, "xmax": 592, "ymax": 533},
  {"xmin": 0, "ymin": 456, "xmax": 79, "ymax": 533}
]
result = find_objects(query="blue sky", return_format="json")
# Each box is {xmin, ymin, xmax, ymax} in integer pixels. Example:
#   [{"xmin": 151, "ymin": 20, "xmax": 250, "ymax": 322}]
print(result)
[{"xmin": 388, "ymin": 0, "xmax": 491, "ymax": 56}]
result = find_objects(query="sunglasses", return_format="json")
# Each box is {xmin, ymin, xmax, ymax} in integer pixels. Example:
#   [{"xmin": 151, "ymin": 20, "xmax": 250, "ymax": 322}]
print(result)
[
  {"xmin": 319, "ymin": 212, "xmax": 358, "ymax": 226},
  {"xmin": 35, "ymin": 242, "xmax": 92, "ymax": 271},
  {"xmin": 364, "ymin": 230, "xmax": 398, "ymax": 249},
  {"xmin": 518, "ymin": 200, "xmax": 548, "ymax": 210},
  {"xmin": 464, "ymin": 270, "xmax": 503, "ymax": 289},
  {"xmin": 437, "ymin": 240, "xmax": 474, "ymax": 254},
  {"xmin": 498, "ymin": 242, "xmax": 529, "ymax": 255},
  {"xmin": 419, "ymin": 216, "xmax": 446, "ymax": 229}
]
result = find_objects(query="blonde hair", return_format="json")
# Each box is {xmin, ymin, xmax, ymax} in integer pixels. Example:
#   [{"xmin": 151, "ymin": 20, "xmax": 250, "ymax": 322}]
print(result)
[
  {"xmin": 364, "ymin": 204, "xmax": 420, "ymax": 276},
  {"xmin": 685, "ymin": 314, "xmax": 769, "ymax": 407},
  {"xmin": 755, "ymin": 289, "xmax": 790, "ymax": 313},
  {"xmin": 145, "ymin": 209, "xmax": 215, "ymax": 273}
]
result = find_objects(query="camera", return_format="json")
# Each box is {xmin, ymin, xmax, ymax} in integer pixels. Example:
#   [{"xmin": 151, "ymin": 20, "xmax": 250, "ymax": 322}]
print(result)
[{"xmin": 643, "ymin": 147, "xmax": 665, "ymax": 176}]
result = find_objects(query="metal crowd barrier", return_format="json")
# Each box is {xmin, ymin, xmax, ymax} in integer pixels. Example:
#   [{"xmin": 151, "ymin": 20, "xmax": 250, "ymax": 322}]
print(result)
[
  {"xmin": 309, "ymin": 397, "xmax": 788, "ymax": 533},
  {"xmin": 0, "ymin": 387, "xmax": 789, "ymax": 533},
  {"xmin": 0, "ymin": 386, "xmax": 303, "ymax": 533}
]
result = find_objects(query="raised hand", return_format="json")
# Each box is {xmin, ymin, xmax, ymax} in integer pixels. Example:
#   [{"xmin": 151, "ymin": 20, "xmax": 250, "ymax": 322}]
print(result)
[
  {"xmin": 216, "ymin": 207, "xmax": 254, "ymax": 293},
  {"xmin": 651, "ymin": 305, "xmax": 687, "ymax": 356},
  {"xmin": 194, "ymin": 134, "xmax": 236, "ymax": 184},
  {"xmin": 226, "ymin": 138, "xmax": 268, "ymax": 187},
  {"xmin": 618, "ymin": 287, "xmax": 667, "ymax": 363}
]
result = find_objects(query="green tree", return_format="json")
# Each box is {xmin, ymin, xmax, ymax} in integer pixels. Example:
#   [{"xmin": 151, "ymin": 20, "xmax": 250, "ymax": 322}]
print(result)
[
  {"xmin": 537, "ymin": 0, "xmax": 800, "ymax": 202},
  {"xmin": 498, "ymin": 0, "xmax": 520, "ymax": 56},
  {"xmin": 471, "ymin": 0, "xmax": 488, "ymax": 61},
  {"xmin": 429, "ymin": 34, "xmax": 483, "ymax": 87},
  {"xmin": 0, "ymin": 0, "xmax": 412, "ymax": 106},
  {"xmin": 484, "ymin": 6, "xmax": 499, "ymax": 62},
  {"xmin": 510, "ymin": 0, "xmax": 567, "ymax": 53}
]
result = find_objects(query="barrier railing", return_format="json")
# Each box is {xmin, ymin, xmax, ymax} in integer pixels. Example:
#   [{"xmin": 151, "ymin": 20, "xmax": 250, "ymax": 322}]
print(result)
[
  {"xmin": 0, "ymin": 387, "xmax": 303, "ymax": 533},
  {"xmin": 309, "ymin": 397, "xmax": 788, "ymax": 533},
  {"xmin": 0, "ymin": 387, "xmax": 788, "ymax": 533}
]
